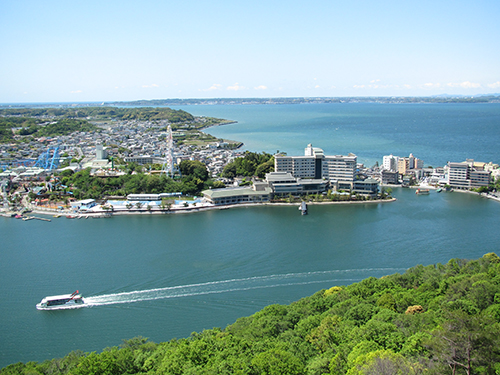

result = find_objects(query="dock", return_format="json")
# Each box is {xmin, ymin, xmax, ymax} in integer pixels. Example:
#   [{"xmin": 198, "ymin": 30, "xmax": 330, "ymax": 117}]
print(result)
[{"xmin": 22, "ymin": 216, "xmax": 51, "ymax": 222}]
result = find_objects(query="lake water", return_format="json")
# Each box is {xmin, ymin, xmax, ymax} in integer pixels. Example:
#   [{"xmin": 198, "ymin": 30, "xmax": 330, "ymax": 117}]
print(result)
[{"xmin": 1, "ymin": 103, "xmax": 500, "ymax": 367}]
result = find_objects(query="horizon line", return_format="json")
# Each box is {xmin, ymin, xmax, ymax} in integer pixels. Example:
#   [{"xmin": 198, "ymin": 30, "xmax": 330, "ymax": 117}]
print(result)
[{"xmin": 1, "ymin": 93, "xmax": 500, "ymax": 106}]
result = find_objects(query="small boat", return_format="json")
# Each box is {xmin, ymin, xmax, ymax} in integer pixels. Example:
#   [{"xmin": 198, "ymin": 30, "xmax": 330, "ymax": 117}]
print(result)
[
  {"xmin": 436, "ymin": 188, "xmax": 443, "ymax": 193},
  {"xmin": 415, "ymin": 189, "xmax": 430, "ymax": 195},
  {"xmin": 36, "ymin": 290, "xmax": 85, "ymax": 310}
]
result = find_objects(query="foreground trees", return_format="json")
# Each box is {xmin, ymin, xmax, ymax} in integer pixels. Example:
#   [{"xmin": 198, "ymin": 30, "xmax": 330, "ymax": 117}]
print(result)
[{"xmin": 3, "ymin": 253, "xmax": 500, "ymax": 374}]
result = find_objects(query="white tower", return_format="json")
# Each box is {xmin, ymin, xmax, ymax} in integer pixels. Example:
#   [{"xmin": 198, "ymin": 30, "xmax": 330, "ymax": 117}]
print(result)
[{"xmin": 162, "ymin": 125, "xmax": 174, "ymax": 176}]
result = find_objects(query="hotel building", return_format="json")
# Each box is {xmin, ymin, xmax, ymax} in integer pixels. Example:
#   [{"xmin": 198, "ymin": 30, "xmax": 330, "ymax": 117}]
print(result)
[
  {"xmin": 447, "ymin": 160, "xmax": 491, "ymax": 189},
  {"xmin": 274, "ymin": 144, "xmax": 357, "ymax": 186}
]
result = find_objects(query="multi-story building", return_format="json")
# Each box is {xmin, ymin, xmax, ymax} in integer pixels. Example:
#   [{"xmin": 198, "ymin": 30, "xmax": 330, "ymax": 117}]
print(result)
[
  {"xmin": 352, "ymin": 178, "xmax": 379, "ymax": 197},
  {"xmin": 265, "ymin": 172, "xmax": 328, "ymax": 196},
  {"xmin": 381, "ymin": 170, "xmax": 399, "ymax": 184},
  {"xmin": 274, "ymin": 144, "xmax": 357, "ymax": 185},
  {"xmin": 447, "ymin": 159, "xmax": 491, "ymax": 189},
  {"xmin": 322, "ymin": 154, "xmax": 357, "ymax": 182},
  {"xmin": 274, "ymin": 155, "xmax": 320, "ymax": 179},
  {"xmin": 383, "ymin": 154, "xmax": 399, "ymax": 171}
]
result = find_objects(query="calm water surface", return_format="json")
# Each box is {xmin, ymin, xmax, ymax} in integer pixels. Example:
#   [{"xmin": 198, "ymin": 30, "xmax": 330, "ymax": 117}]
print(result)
[
  {"xmin": 176, "ymin": 103, "xmax": 500, "ymax": 167},
  {"xmin": 1, "ymin": 103, "xmax": 500, "ymax": 366}
]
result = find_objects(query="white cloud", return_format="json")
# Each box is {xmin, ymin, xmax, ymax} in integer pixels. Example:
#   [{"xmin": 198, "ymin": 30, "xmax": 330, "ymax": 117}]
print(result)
[
  {"xmin": 254, "ymin": 85, "xmax": 267, "ymax": 90},
  {"xmin": 227, "ymin": 83, "xmax": 245, "ymax": 91},
  {"xmin": 142, "ymin": 84, "xmax": 160, "ymax": 88},
  {"xmin": 354, "ymin": 83, "xmax": 401, "ymax": 90},
  {"xmin": 420, "ymin": 83, "xmax": 441, "ymax": 89},
  {"xmin": 487, "ymin": 81, "xmax": 500, "ymax": 89},
  {"xmin": 447, "ymin": 81, "xmax": 481, "ymax": 89},
  {"xmin": 70, "ymin": 90, "xmax": 82, "ymax": 94},
  {"xmin": 200, "ymin": 84, "xmax": 222, "ymax": 92}
]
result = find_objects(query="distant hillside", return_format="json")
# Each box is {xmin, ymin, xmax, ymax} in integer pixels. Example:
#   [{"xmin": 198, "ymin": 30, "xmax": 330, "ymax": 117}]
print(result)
[
  {"xmin": 108, "ymin": 95, "xmax": 500, "ymax": 106},
  {"xmin": 2, "ymin": 253, "xmax": 500, "ymax": 374},
  {"xmin": 3, "ymin": 96, "xmax": 500, "ymax": 109},
  {"xmin": 0, "ymin": 106, "xmax": 194, "ymax": 123}
]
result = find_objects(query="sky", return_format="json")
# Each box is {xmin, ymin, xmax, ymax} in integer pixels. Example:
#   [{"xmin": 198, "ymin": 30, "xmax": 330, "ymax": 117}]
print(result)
[{"xmin": 1, "ymin": 0, "xmax": 499, "ymax": 103}]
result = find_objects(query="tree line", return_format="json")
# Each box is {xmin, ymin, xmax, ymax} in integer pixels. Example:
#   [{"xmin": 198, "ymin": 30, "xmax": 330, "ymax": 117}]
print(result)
[
  {"xmin": 0, "ymin": 107, "xmax": 194, "ymax": 123},
  {"xmin": 44, "ymin": 160, "xmax": 221, "ymax": 200},
  {"xmin": 3, "ymin": 253, "xmax": 500, "ymax": 374},
  {"xmin": 0, "ymin": 117, "xmax": 98, "ymax": 142},
  {"xmin": 221, "ymin": 151, "xmax": 274, "ymax": 178}
]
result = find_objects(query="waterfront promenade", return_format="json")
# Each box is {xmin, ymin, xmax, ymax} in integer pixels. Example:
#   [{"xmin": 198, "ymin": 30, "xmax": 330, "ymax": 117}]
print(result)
[{"xmin": 21, "ymin": 196, "xmax": 397, "ymax": 218}]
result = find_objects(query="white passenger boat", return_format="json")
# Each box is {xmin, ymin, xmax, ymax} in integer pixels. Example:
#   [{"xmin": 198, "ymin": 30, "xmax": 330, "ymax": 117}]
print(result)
[{"xmin": 36, "ymin": 290, "xmax": 85, "ymax": 310}]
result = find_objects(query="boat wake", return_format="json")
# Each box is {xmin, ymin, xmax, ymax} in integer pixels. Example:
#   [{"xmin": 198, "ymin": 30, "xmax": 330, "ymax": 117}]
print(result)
[{"xmin": 83, "ymin": 267, "xmax": 406, "ymax": 308}]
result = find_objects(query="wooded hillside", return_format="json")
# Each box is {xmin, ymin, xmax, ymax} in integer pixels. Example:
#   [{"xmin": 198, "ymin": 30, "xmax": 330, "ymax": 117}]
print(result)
[{"xmin": 2, "ymin": 253, "xmax": 500, "ymax": 374}]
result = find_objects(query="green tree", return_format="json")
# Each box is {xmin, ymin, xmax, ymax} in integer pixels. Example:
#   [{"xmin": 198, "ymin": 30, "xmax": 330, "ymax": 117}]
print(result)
[
  {"xmin": 179, "ymin": 160, "xmax": 209, "ymax": 181},
  {"xmin": 251, "ymin": 349, "xmax": 304, "ymax": 375},
  {"xmin": 212, "ymin": 180, "xmax": 226, "ymax": 189},
  {"xmin": 347, "ymin": 349, "xmax": 423, "ymax": 375},
  {"xmin": 222, "ymin": 163, "xmax": 237, "ymax": 178},
  {"xmin": 429, "ymin": 311, "xmax": 500, "ymax": 375}
]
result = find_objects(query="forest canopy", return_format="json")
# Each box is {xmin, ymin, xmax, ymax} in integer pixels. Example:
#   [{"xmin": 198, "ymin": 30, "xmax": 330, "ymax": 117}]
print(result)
[{"xmin": 0, "ymin": 107, "xmax": 194, "ymax": 123}]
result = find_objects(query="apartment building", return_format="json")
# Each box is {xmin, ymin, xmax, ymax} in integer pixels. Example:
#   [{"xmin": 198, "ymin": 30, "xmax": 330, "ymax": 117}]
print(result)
[
  {"xmin": 396, "ymin": 153, "xmax": 424, "ymax": 175},
  {"xmin": 383, "ymin": 154, "xmax": 399, "ymax": 171}
]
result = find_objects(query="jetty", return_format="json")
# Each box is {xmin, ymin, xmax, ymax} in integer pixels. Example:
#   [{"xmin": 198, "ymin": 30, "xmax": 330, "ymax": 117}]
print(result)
[{"xmin": 22, "ymin": 216, "xmax": 51, "ymax": 222}]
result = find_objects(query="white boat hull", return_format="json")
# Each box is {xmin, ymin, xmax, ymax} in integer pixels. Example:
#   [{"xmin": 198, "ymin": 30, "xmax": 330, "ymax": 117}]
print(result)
[
  {"xmin": 36, "ymin": 298, "xmax": 86, "ymax": 310},
  {"xmin": 36, "ymin": 291, "xmax": 85, "ymax": 310}
]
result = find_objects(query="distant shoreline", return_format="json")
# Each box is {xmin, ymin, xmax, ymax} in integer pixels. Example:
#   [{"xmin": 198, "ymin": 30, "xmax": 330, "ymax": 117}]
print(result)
[{"xmin": 2, "ymin": 95, "xmax": 500, "ymax": 108}]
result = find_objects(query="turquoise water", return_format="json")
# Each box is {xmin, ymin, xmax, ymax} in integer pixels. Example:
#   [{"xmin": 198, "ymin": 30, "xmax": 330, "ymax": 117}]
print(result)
[
  {"xmin": 175, "ymin": 103, "xmax": 500, "ymax": 167},
  {"xmin": 1, "ymin": 103, "xmax": 500, "ymax": 367}
]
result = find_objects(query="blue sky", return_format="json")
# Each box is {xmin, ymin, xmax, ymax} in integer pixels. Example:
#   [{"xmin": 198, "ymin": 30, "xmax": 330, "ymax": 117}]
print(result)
[{"xmin": 1, "ymin": 0, "xmax": 499, "ymax": 103}]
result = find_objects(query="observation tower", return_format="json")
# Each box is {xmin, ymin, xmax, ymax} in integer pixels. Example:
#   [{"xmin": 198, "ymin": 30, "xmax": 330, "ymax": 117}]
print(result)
[{"xmin": 162, "ymin": 125, "xmax": 174, "ymax": 176}]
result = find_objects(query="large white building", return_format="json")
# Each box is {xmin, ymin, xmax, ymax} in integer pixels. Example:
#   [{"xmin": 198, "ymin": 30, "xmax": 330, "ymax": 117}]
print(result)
[
  {"xmin": 95, "ymin": 142, "xmax": 108, "ymax": 161},
  {"xmin": 274, "ymin": 144, "xmax": 357, "ymax": 184},
  {"xmin": 383, "ymin": 154, "xmax": 399, "ymax": 171},
  {"xmin": 447, "ymin": 160, "xmax": 491, "ymax": 189}
]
